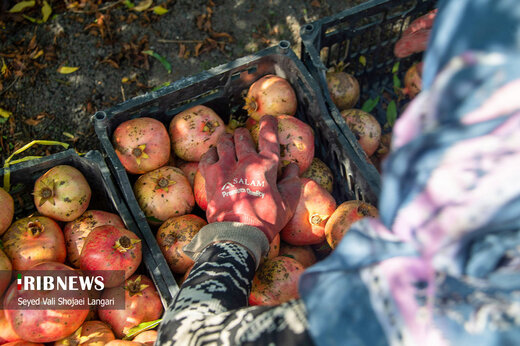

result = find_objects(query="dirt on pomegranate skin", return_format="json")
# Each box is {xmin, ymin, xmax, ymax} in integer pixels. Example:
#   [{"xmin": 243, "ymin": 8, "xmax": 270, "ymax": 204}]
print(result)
[{"xmin": 0, "ymin": 0, "xmax": 368, "ymax": 162}]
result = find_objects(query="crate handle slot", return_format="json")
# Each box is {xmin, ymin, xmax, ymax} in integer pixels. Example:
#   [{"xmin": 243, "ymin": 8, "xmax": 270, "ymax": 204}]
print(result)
[
  {"xmin": 303, "ymin": 24, "xmax": 314, "ymax": 33},
  {"xmin": 94, "ymin": 111, "xmax": 107, "ymax": 121},
  {"xmin": 277, "ymin": 40, "xmax": 291, "ymax": 54},
  {"xmin": 230, "ymin": 66, "xmax": 258, "ymax": 81}
]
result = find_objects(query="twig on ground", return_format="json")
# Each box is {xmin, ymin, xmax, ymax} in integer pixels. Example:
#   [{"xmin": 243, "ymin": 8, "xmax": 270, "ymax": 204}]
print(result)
[
  {"xmin": 68, "ymin": 0, "xmax": 123, "ymax": 14},
  {"xmin": 157, "ymin": 39, "xmax": 204, "ymax": 44},
  {"xmin": 0, "ymin": 76, "xmax": 20, "ymax": 97}
]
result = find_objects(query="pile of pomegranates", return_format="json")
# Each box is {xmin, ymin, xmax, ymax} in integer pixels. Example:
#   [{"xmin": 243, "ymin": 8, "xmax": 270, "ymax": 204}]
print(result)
[
  {"xmin": 325, "ymin": 45, "xmax": 425, "ymax": 174},
  {"xmin": 0, "ymin": 163, "xmax": 162, "ymax": 344},
  {"xmin": 109, "ymin": 72, "xmax": 381, "ymax": 308}
]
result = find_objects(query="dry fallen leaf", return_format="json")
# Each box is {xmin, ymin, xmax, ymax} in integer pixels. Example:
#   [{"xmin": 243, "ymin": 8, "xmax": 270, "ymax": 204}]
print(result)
[
  {"xmin": 133, "ymin": 0, "xmax": 153, "ymax": 12},
  {"xmin": 57, "ymin": 66, "xmax": 79, "ymax": 74},
  {"xmin": 194, "ymin": 42, "xmax": 203, "ymax": 57},
  {"xmin": 24, "ymin": 112, "xmax": 53, "ymax": 126},
  {"xmin": 311, "ymin": 0, "xmax": 321, "ymax": 8}
]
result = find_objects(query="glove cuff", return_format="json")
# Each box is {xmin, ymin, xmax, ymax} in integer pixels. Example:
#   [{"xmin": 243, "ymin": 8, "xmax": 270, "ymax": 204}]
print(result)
[{"xmin": 183, "ymin": 222, "xmax": 270, "ymax": 269}]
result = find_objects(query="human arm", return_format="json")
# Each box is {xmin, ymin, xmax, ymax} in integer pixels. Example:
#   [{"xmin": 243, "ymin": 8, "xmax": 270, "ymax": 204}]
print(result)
[{"xmin": 156, "ymin": 116, "xmax": 314, "ymax": 345}]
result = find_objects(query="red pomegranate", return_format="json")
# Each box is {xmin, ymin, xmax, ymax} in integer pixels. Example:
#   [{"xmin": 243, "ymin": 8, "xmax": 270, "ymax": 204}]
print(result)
[
  {"xmin": 79, "ymin": 225, "xmax": 142, "ymax": 288},
  {"xmin": 33, "ymin": 165, "xmax": 91, "ymax": 222},
  {"xmin": 54, "ymin": 320, "xmax": 115, "ymax": 346},
  {"xmin": 301, "ymin": 157, "xmax": 334, "ymax": 193},
  {"xmin": 402, "ymin": 62, "xmax": 423, "ymax": 99},
  {"xmin": 0, "ymin": 248, "xmax": 12, "ymax": 298},
  {"xmin": 0, "ymin": 307, "xmax": 20, "ymax": 344},
  {"xmin": 99, "ymin": 275, "xmax": 163, "ymax": 338},
  {"xmin": 132, "ymin": 330, "xmax": 157, "ymax": 345},
  {"xmin": 3, "ymin": 262, "xmax": 90, "ymax": 343},
  {"xmin": 64, "ymin": 210, "xmax": 125, "ymax": 268},
  {"xmin": 250, "ymin": 115, "xmax": 315, "ymax": 175},
  {"xmin": 177, "ymin": 161, "xmax": 199, "ymax": 187},
  {"xmin": 0, "ymin": 187, "xmax": 14, "ymax": 236},
  {"xmin": 133, "ymin": 166, "xmax": 195, "ymax": 225},
  {"xmin": 156, "ymin": 214, "xmax": 207, "ymax": 274},
  {"xmin": 340, "ymin": 109, "xmax": 381, "ymax": 157},
  {"xmin": 326, "ymin": 71, "xmax": 360, "ymax": 111},
  {"xmin": 169, "ymin": 105, "xmax": 226, "ymax": 162},
  {"xmin": 112, "ymin": 117, "xmax": 171, "ymax": 175},
  {"xmin": 2, "ymin": 216, "xmax": 66, "ymax": 270},
  {"xmin": 280, "ymin": 178, "xmax": 336, "ymax": 245},
  {"xmin": 243, "ymin": 74, "xmax": 297, "ymax": 121},
  {"xmin": 193, "ymin": 169, "xmax": 207, "ymax": 211},
  {"xmin": 325, "ymin": 200, "xmax": 379, "ymax": 249},
  {"xmin": 249, "ymin": 256, "xmax": 304, "ymax": 306}
]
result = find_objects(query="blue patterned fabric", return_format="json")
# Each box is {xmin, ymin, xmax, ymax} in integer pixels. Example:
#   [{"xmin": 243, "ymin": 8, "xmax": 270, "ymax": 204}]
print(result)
[{"xmin": 300, "ymin": 0, "xmax": 520, "ymax": 345}]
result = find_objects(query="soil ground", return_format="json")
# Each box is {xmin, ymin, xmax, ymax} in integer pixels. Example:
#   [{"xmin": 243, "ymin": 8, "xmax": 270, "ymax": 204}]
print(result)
[{"xmin": 0, "ymin": 0, "xmax": 367, "ymax": 162}]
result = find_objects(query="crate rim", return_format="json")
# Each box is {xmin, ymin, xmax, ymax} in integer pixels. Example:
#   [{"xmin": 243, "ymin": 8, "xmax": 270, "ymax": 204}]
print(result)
[{"xmin": 92, "ymin": 41, "xmax": 382, "ymax": 201}]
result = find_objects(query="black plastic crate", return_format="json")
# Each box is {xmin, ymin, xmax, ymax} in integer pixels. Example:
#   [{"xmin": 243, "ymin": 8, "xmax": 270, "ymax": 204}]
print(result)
[
  {"xmin": 0, "ymin": 149, "xmax": 175, "ymax": 308},
  {"xmin": 92, "ymin": 41, "xmax": 381, "ymax": 284},
  {"xmin": 300, "ymin": 0, "xmax": 437, "ymax": 194}
]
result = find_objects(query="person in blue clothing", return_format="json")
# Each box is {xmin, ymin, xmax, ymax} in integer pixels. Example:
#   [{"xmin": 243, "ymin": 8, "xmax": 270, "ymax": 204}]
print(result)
[{"xmin": 157, "ymin": 0, "xmax": 520, "ymax": 344}]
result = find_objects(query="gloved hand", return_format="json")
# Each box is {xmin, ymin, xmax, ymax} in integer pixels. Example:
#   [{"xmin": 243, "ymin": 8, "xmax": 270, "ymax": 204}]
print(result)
[{"xmin": 199, "ymin": 115, "xmax": 301, "ymax": 242}]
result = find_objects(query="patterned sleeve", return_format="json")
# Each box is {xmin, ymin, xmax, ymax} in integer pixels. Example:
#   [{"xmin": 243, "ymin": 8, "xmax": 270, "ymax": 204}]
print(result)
[{"xmin": 156, "ymin": 241, "xmax": 314, "ymax": 346}]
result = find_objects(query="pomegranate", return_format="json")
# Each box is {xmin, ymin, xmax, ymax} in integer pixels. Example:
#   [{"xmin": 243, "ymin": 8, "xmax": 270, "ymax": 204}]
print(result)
[
  {"xmin": 402, "ymin": 62, "xmax": 423, "ymax": 99},
  {"xmin": 79, "ymin": 225, "xmax": 142, "ymax": 288},
  {"xmin": 326, "ymin": 71, "xmax": 360, "ymax": 111},
  {"xmin": 301, "ymin": 157, "xmax": 334, "ymax": 193},
  {"xmin": 250, "ymin": 115, "xmax": 315, "ymax": 175},
  {"xmin": 33, "ymin": 165, "xmax": 91, "ymax": 222},
  {"xmin": 99, "ymin": 275, "xmax": 163, "ymax": 338},
  {"xmin": 156, "ymin": 214, "xmax": 207, "ymax": 274},
  {"xmin": 64, "ymin": 210, "xmax": 125, "ymax": 268},
  {"xmin": 112, "ymin": 117, "xmax": 171, "ymax": 175},
  {"xmin": 249, "ymin": 256, "xmax": 304, "ymax": 306},
  {"xmin": 243, "ymin": 74, "xmax": 297, "ymax": 121},
  {"xmin": 132, "ymin": 330, "xmax": 157, "ymax": 345},
  {"xmin": 169, "ymin": 105, "xmax": 226, "ymax": 162},
  {"xmin": 3, "ymin": 262, "xmax": 89, "ymax": 343},
  {"xmin": 0, "ymin": 248, "xmax": 11, "ymax": 298},
  {"xmin": 2, "ymin": 216, "xmax": 66, "ymax": 270},
  {"xmin": 193, "ymin": 170, "xmax": 207, "ymax": 211},
  {"xmin": 3, "ymin": 342, "xmax": 43, "ymax": 346},
  {"xmin": 280, "ymin": 178, "xmax": 336, "ymax": 246},
  {"xmin": 325, "ymin": 200, "xmax": 379, "ymax": 249},
  {"xmin": 54, "ymin": 320, "xmax": 115, "ymax": 346},
  {"xmin": 260, "ymin": 233, "xmax": 280, "ymax": 266},
  {"xmin": 372, "ymin": 132, "xmax": 392, "ymax": 173},
  {"xmin": 177, "ymin": 161, "xmax": 199, "ymax": 187},
  {"xmin": 0, "ymin": 188, "xmax": 14, "ymax": 236},
  {"xmin": 134, "ymin": 166, "xmax": 195, "ymax": 225},
  {"xmin": 340, "ymin": 109, "xmax": 381, "ymax": 157},
  {"xmin": 0, "ymin": 307, "xmax": 20, "ymax": 344},
  {"xmin": 279, "ymin": 242, "xmax": 317, "ymax": 268}
]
